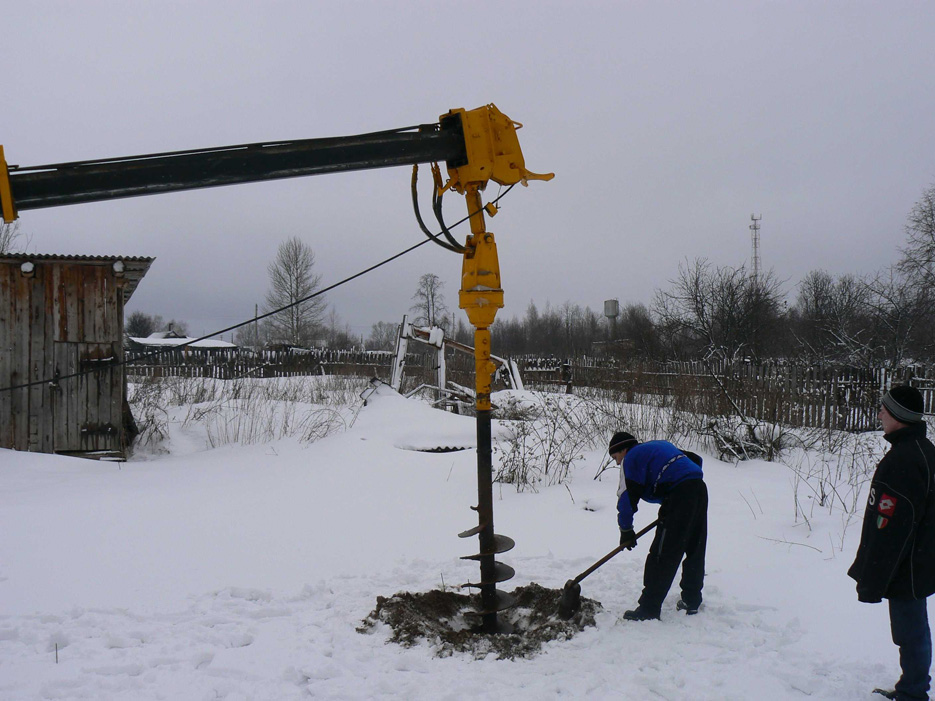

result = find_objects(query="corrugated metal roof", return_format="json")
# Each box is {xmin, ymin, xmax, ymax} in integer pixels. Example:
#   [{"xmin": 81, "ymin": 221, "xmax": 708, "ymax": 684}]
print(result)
[
  {"xmin": 0, "ymin": 253, "xmax": 154, "ymax": 302},
  {"xmin": 0, "ymin": 253, "xmax": 154, "ymax": 262},
  {"xmin": 128, "ymin": 336, "xmax": 237, "ymax": 349}
]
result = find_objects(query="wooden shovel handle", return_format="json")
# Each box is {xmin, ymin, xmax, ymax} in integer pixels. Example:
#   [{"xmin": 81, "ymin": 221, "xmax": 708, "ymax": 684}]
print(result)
[{"xmin": 573, "ymin": 519, "xmax": 659, "ymax": 585}]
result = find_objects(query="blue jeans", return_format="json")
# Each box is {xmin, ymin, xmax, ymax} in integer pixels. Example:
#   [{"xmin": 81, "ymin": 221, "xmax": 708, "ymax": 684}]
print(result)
[{"xmin": 889, "ymin": 597, "xmax": 932, "ymax": 700}]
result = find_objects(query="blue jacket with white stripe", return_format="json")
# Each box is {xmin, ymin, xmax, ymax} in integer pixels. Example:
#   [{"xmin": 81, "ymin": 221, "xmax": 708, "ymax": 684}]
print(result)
[{"xmin": 616, "ymin": 440, "xmax": 704, "ymax": 530}]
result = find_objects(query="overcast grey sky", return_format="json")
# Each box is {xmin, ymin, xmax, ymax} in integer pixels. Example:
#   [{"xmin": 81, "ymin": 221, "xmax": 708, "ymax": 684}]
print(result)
[{"xmin": 5, "ymin": 1, "xmax": 935, "ymax": 339}]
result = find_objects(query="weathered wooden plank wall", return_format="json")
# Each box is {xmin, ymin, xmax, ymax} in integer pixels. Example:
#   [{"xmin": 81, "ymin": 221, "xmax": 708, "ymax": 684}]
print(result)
[
  {"xmin": 1, "ymin": 259, "xmax": 127, "ymax": 456},
  {"xmin": 9, "ymin": 263, "xmax": 32, "ymax": 449},
  {"xmin": 0, "ymin": 263, "xmax": 14, "ymax": 447}
]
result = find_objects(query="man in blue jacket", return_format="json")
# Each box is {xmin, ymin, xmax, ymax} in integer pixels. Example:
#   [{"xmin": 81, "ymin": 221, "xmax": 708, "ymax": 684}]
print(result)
[
  {"xmin": 610, "ymin": 431, "xmax": 707, "ymax": 621},
  {"xmin": 848, "ymin": 385, "xmax": 935, "ymax": 701}
]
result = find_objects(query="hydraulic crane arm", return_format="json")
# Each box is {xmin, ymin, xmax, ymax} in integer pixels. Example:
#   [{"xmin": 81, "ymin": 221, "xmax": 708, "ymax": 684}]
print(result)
[
  {"xmin": 0, "ymin": 104, "xmax": 551, "ymax": 221},
  {"xmin": 0, "ymin": 123, "xmax": 464, "ymax": 218}
]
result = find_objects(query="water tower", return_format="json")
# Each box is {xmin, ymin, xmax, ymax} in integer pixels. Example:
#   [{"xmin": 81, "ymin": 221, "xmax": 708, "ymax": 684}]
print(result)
[{"xmin": 604, "ymin": 298, "xmax": 620, "ymax": 339}]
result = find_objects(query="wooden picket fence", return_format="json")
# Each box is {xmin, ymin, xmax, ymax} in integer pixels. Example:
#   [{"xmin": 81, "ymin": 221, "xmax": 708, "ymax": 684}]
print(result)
[
  {"xmin": 125, "ymin": 346, "xmax": 935, "ymax": 433},
  {"xmin": 125, "ymin": 346, "xmax": 477, "ymax": 387},
  {"xmin": 521, "ymin": 358, "xmax": 935, "ymax": 432}
]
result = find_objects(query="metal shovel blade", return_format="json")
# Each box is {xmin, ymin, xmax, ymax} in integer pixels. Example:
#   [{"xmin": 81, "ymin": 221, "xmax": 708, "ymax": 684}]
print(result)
[
  {"xmin": 557, "ymin": 579, "xmax": 582, "ymax": 620},
  {"xmin": 555, "ymin": 519, "xmax": 660, "ymax": 620}
]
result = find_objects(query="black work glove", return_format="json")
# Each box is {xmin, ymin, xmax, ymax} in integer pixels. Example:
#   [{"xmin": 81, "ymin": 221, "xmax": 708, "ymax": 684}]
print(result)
[
  {"xmin": 857, "ymin": 588, "xmax": 882, "ymax": 604},
  {"xmin": 619, "ymin": 528, "xmax": 636, "ymax": 550}
]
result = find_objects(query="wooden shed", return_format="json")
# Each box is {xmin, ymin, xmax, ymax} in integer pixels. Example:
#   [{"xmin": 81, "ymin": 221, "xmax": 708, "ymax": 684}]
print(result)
[{"xmin": 0, "ymin": 253, "xmax": 153, "ymax": 458}]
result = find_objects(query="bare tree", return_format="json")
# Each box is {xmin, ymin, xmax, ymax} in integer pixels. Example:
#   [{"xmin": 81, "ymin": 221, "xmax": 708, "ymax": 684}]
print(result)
[
  {"xmin": 899, "ymin": 183, "xmax": 935, "ymax": 287},
  {"xmin": 264, "ymin": 237, "xmax": 326, "ymax": 347},
  {"xmin": 366, "ymin": 321, "xmax": 398, "ymax": 351},
  {"xmin": 559, "ymin": 301, "xmax": 582, "ymax": 351},
  {"xmin": 323, "ymin": 307, "xmax": 358, "ymax": 349},
  {"xmin": 618, "ymin": 303, "xmax": 663, "ymax": 359},
  {"xmin": 864, "ymin": 266, "xmax": 934, "ymax": 367},
  {"xmin": 126, "ymin": 310, "xmax": 159, "ymax": 338},
  {"xmin": 234, "ymin": 319, "xmax": 266, "ymax": 350},
  {"xmin": 653, "ymin": 258, "xmax": 784, "ymax": 361},
  {"xmin": 791, "ymin": 270, "xmax": 871, "ymax": 363},
  {"xmin": 325, "ymin": 308, "xmax": 341, "ymax": 346},
  {"xmin": 450, "ymin": 314, "xmax": 473, "ymax": 345},
  {"xmin": 410, "ymin": 273, "xmax": 449, "ymax": 329},
  {"xmin": 0, "ymin": 220, "xmax": 24, "ymax": 254},
  {"xmin": 538, "ymin": 301, "xmax": 565, "ymax": 355}
]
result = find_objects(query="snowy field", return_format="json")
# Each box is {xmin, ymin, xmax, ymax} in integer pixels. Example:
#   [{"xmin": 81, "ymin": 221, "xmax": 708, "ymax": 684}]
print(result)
[{"xmin": 0, "ymin": 380, "xmax": 920, "ymax": 700}]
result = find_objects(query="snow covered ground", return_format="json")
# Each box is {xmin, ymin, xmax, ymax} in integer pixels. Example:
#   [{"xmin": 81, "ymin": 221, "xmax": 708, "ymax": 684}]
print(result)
[{"xmin": 0, "ymin": 381, "xmax": 919, "ymax": 700}]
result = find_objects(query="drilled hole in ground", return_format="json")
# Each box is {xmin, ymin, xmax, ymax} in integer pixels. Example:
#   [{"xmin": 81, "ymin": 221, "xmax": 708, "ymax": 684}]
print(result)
[
  {"xmin": 357, "ymin": 583, "xmax": 602, "ymax": 659},
  {"xmin": 414, "ymin": 446, "xmax": 470, "ymax": 453}
]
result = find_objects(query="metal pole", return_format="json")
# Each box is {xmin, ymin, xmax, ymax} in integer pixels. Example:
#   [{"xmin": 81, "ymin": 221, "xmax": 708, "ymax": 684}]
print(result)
[
  {"xmin": 458, "ymin": 183, "xmax": 511, "ymax": 634},
  {"xmin": 475, "ymin": 403, "xmax": 497, "ymax": 633}
]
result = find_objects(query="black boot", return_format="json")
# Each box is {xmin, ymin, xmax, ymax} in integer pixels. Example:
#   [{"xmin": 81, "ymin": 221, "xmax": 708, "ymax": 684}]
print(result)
[
  {"xmin": 677, "ymin": 599, "xmax": 700, "ymax": 615},
  {"xmin": 623, "ymin": 606, "xmax": 660, "ymax": 621}
]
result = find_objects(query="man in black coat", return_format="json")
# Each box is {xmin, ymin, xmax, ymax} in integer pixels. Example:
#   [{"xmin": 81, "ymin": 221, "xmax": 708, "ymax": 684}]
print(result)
[{"xmin": 849, "ymin": 385, "xmax": 935, "ymax": 701}]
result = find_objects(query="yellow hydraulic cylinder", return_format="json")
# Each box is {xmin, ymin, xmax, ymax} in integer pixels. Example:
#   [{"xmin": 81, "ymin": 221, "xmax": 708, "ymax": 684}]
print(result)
[
  {"xmin": 459, "ymin": 229, "xmax": 503, "ymax": 330},
  {"xmin": 458, "ymin": 187, "xmax": 504, "ymax": 410}
]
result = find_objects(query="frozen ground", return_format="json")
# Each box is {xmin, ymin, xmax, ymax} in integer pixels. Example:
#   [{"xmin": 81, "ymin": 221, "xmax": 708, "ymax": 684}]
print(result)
[{"xmin": 0, "ymin": 383, "xmax": 917, "ymax": 700}]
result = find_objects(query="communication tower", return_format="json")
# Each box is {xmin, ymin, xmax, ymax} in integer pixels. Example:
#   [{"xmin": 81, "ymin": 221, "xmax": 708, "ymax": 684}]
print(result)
[{"xmin": 749, "ymin": 214, "xmax": 762, "ymax": 285}]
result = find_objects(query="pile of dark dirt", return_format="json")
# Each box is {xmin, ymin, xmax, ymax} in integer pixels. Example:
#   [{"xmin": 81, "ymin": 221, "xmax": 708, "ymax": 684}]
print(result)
[{"xmin": 357, "ymin": 582, "xmax": 602, "ymax": 659}]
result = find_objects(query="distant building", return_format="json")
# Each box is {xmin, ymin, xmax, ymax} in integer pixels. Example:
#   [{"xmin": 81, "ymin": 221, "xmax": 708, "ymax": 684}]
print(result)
[
  {"xmin": 126, "ymin": 330, "xmax": 237, "ymax": 353},
  {"xmin": 0, "ymin": 253, "xmax": 153, "ymax": 458}
]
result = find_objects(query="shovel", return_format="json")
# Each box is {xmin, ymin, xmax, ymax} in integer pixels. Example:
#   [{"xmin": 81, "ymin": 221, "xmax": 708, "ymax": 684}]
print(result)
[{"xmin": 557, "ymin": 519, "xmax": 659, "ymax": 620}]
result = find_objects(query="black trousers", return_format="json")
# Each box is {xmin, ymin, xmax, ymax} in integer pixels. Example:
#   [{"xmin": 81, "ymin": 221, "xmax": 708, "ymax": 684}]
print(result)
[{"xmin": 638, "ymin": 478, "xmax": 708, "ymax": 613}]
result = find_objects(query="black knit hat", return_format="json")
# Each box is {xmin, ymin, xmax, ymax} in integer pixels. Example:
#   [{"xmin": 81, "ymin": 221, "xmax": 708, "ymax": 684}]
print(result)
[
  {"xmin": 882, "ymin": 385, "xmax": 925, "ymax": 424},
  {"xmin": 609, "ymin": 431, "xmax": 639, "ymax": 455}
]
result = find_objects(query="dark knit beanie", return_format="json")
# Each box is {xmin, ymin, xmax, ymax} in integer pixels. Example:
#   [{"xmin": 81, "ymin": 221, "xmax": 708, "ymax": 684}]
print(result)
[
  {"xmin": 608, "ymin": 431, "xmax": 639, "ymax": 455},
  {"xmin": 882, "ymin": 385, "xmax": 925, "ymax": 424}
]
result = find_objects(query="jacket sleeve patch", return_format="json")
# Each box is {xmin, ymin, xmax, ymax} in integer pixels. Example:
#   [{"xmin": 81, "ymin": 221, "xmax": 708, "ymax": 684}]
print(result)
[
  {"xmin": 877, "ymin": 493, "xmax": 898, "ymax": 517},
  {"xmin": 876, "ymin": 515, "xmax": 890, "ymax": 529}
]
